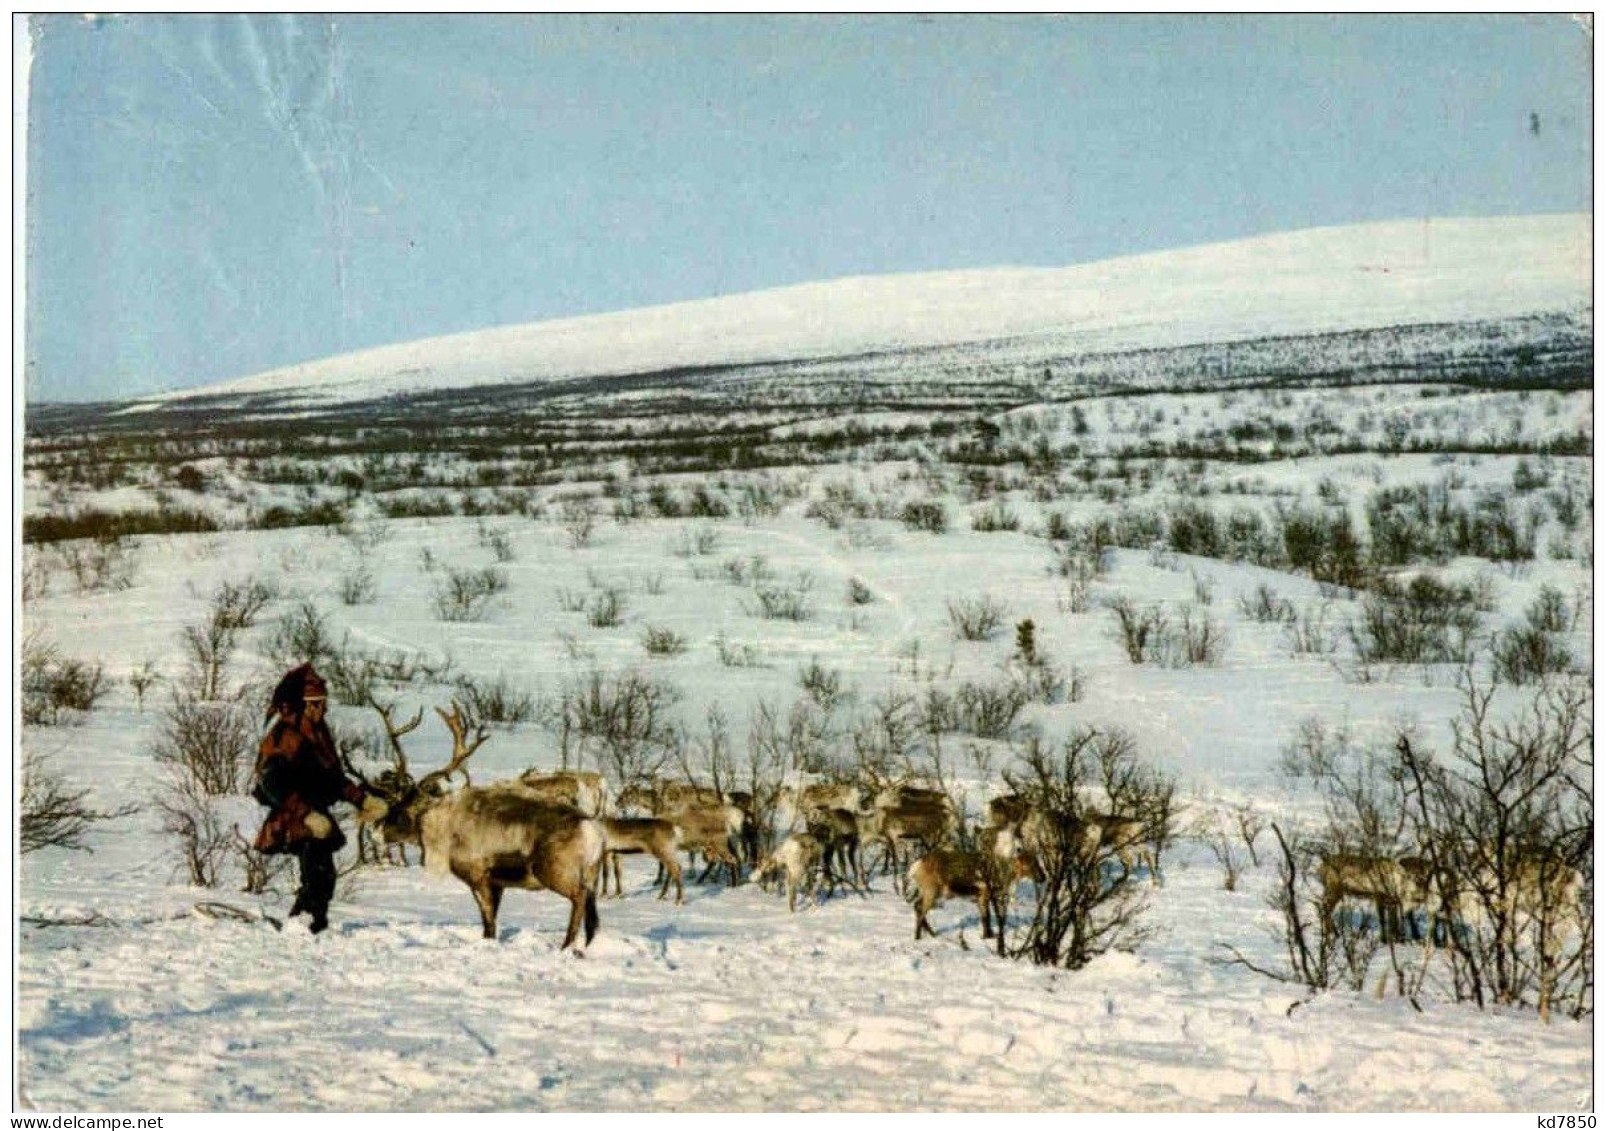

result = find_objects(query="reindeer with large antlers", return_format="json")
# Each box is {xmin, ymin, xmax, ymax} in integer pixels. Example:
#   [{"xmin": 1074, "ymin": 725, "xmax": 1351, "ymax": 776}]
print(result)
[{"xmin": 355, "ymin": 701, "xmax": 605, "ymax": 947}]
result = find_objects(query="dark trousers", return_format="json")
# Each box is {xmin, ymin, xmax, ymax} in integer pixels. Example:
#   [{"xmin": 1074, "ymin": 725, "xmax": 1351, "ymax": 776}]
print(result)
[{"xmin": 293, "ymin": 840, "xmax": 339, "ymax": 931}]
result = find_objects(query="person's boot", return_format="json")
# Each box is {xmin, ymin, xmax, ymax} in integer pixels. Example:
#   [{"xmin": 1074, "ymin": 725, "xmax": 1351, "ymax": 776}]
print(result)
[
  {"xmin": 309, "ymin": 913, "xmax": 329, "ymax": 935},
  {"xmin": 288, "ymin": 894, "xmax": 307, "ymax": 919}
]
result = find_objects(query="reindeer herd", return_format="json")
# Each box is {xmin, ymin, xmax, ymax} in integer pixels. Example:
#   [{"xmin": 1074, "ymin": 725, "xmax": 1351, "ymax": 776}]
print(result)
[
  {"xmin": 344, "ymin": 700, "xmax": 1586, "ymax": 970},
  {"xmin": 342, "ymin": 699, "xmax": 1171, "ymax": 948}
]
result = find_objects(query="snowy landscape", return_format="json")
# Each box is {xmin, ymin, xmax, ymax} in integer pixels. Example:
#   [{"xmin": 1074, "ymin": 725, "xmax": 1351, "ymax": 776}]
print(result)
[{"xmin": 17, "ymin": 216, "xmax": 1594, "ymax": 1112}]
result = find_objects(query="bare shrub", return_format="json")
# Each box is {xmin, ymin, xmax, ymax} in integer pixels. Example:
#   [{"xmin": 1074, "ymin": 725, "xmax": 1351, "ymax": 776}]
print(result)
[
  {"xmin": 1165, "ymin": 606, "xmax": 1228, "ymax": 667},
  {"xmin": 971, "ymin": 501, "xmax": 1021, "ymax": 533},
  {"xmin": 670, "ymin": 526, "xmax": 721, "ymax": 558},
  {"xmin": 714, "ymin": 633, "xmax": 768, "ymax": 669},
  {"xmin": 432, "ymin": 566, "xmax": 508, "ymax": 622},
  {"xmin": 1278, "ymin": 715, "xmax": 1356, "ymax": 781},
  {"xmin": 128, "ymin": 660, "xmax": 161, "ymax": 713},
  {"xmin": 58, "ymin": 535, "xmax": 137, "ymax": 593},
  {"xmin": 1220, "ymin": 823, "xmax": 1385, "ymax": 997},
  {"xmin": 183, "ymin": 577, "xmax": 276, "ymax": 700},
  {"xmin": 232, "ymin": 825, "xmax": 292, "ymax": 895},
  {"xmin": 20, "ymin": 637, "xmax": 109, "ymax": 726},
  {"xmin": 1009, "ymin": 655, "xmax": 1070, "ymax": 705},
  {"xmin": 322, "ymin": 642, "xmax": 383, "ymax": 706},
  {"xmin": 151, "ymin": 695, "xmax": 256, "ymax": 797},
  {"xmin": 1194, "ymin": 802, "xmax": 1266, "ymax": 891},
  {"xmin": 1492, "ymin": 625, "xmax": 1574, "ymax": 685},
  {"xmin": 586, "ymin": 586, "xmax": 629, "ymax": 628},
  {"xmin": 1238, "ymin": 583, "xmax": 1296, "ymax": 624},
  {"xmin": 750, "ymin": 574, "xmax": 814, "ymax": 621},
  {"xmin": 1347, "ymin": 575, "xmax": 1478, "ymax": 665},
  {"xmin": 756, "ymin": 696, "xmax": 839, "ymax": 779},
  {"xmin": 805, "ymin": 481, "xmax": 873, "ymax": 530},
  {"xmin": 1195, "ymin": 808, "xmax": 1246, "ymax": 891},
  {"xmin": 798, "ymin": 657, "xmax": 848, "ymax": 714},
  {"xmin": 548, "ymin": 669, "xmax": 680, "ymax": 782},
  {"xmin": 156, "ymin": 768, "xmax": 230, "ymax": 888},
  {"xmin": 950, "ymin": 680, "xmax": 1030, "ymax": 739},
  {"xmin": 1524, "ymin": 585, "xmax": 1571, "ymax": 634},
  {"xmin": 1057, "ymin": 569, "xmax": 1094, "ymax": 615},
  {"xmin": 1006, "ymin": 621, "xmax": 1069, "ymax": 704},
  {"xmin": 21, "ymin": 559, "xmax": 52, "ymax": 603},
  {"xmin": 901, "ymin": 500, "xmax": 949, "ymax": 534},
  {"xmin": 1108, "ymin": 596, "xmax": 1167, "ymax": 664},
  {"xmin": 1001, "ymin": 730, "xmax": 1175, "ymax": 968},
  {"xmin": 1051, "ymin": 540, "xmax": 1111, "ymax": 583},
  {"xmin": 642, "ymin": 625, "xmax": 690, "ymax": 657},
  {"xmin": 21, "ymin": 753, "xmax": 136, "ymax": 854},
  {"xmin": 1284, "ymin": 602, "xmax": 1337, "ymax": 656},
  {"xmin": 947, "ymin": 594, "xmax": 1008, "ymax": 642},
  {"xmin": 722, "ymin": 555, "xmax": 773, "ymax": 587},
  {"xmin": 266, "ymin": 599, "xmax": 338, "ymax": 669},
  {"xmin": 477, "ymin": 522, "xmax": 517, "ymax": 563},
  {"xmin": 1395, "ymin": 673, "xmax": 1592, "ymax": 1021},
  {"xmin": 1233, "ymin": 801, "xmax": 1267, "ymax": 867},
  {"xmin": 560, "ymin": 498, "xmax": 598, "ymax": 548},
  {"xmin": 338, "ymin": 565, "xmax": 378, "ymax": 605},
  {"xmin": 847, "ymin": 577, "xmax": 875, "ymax": 605},
  {"xmin": 454, "ymin": 671, "xmax": 537, "ymax": 725}
]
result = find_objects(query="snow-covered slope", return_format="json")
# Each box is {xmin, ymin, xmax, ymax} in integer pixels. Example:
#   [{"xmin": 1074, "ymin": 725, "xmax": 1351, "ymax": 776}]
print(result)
[{"xmin": 144, "ymin": 214, "xmax": 1590, "ymax": 408}]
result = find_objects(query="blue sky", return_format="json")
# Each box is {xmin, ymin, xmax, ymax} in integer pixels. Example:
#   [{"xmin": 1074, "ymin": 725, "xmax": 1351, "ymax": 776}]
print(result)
[{"xmin": 23, "ymin": 14, "xmax": 1592, "ymax": 402}]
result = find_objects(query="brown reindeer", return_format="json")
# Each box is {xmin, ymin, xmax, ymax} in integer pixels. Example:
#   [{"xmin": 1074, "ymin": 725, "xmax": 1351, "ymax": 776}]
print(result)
[
  {"xmin": 803, "ymin": 805, "xmax": 867, "ymax": 891},
  {"xmin": 875, "ymin": 783, "xmax": 948, "ymax": 811},
  {"xmin": 356, "ymin": 702, "xmax": 604, "ymax": 947},
  {"xmin": 515, "ymin": 770, "xmax": 609, "ymax": 817},
  {"xmin": 986, "ymin": 793, "xmax": 1032, "ymax": 829},
  {"xmin": 753, "ymin": 832, "xmax": 824, "ymax": 911},
  {"xmin": 908, "ymin": 847, "xmax": 1035, "ymax": 941},
  {"xmin": 665, "ymin": 800, "xmax": 744, "ymax": 885},
  {"xmin": 597, "ymin": 817, "xmax": 684, "ymax": 903},
  {"xmin": 1318, "ymin": 851, "xmax": 1433, "ymax": 943},
  {"xmin": 1083, "ymin": 811, "xmax": 1162, "ymax": 886},
  {"xmin": 866, "ymin": 796, "xmax": 958, "ymax": 888},
  {"xmin": 614, "ymin": 776, "xmax": 749, "ymax": 881},
  {"xmin": 777, "ymin": 780, "xmax": 862, "ymax": 824}
]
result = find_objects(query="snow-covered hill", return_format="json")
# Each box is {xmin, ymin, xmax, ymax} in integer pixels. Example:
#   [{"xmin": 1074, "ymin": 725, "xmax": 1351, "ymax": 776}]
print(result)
[{"xmin": 141, "ymin": 214, "xmax": 1591, "ymax": 409}]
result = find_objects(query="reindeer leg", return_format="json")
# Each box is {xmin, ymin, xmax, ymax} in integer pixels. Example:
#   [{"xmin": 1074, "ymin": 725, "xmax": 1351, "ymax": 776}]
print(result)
[
  {"xmin": 657, "ymin": 850, "xmax": 684, "ymax": 904},
  {"xmin": 560, "ymin": 891, "xmax": 584, "ymax": 951},
  {"xmin": 583, "ymin": 889, "xmax": 599, "ymax": 947},
  {"xmin": 470, "ymin": 876, "xmax": 501, "ymax": 941}
]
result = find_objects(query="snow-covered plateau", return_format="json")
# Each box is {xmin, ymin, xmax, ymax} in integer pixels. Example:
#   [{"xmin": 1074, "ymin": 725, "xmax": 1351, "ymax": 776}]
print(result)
[{"xmin": 133, "ymin": 214, "xmax": 1591, "ymax": 411}]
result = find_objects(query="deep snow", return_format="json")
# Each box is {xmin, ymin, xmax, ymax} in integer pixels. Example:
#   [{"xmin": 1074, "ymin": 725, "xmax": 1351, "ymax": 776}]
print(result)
[{"xmin": 15, "ymin": 489, "xmax": 1594, "ymax": 1111}]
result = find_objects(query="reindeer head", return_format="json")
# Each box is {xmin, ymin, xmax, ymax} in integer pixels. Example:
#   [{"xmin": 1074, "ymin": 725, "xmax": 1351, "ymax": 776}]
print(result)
[{"xmin": 348, "ymin": 699, "xmax": 488, "ymax": 846}]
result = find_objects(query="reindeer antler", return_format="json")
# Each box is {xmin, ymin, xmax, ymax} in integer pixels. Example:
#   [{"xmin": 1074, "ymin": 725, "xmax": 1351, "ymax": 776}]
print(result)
[
  {"xmin": 336, "ymin": 733, "xmax": 381, "ymax": 795},
  {"xmin": 420, "ymin": 700, "xmax": 488, "ymax": 792},
  {"xmin": 368, "ymin": 697, "xmax": 425, "ymax": 777}
]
